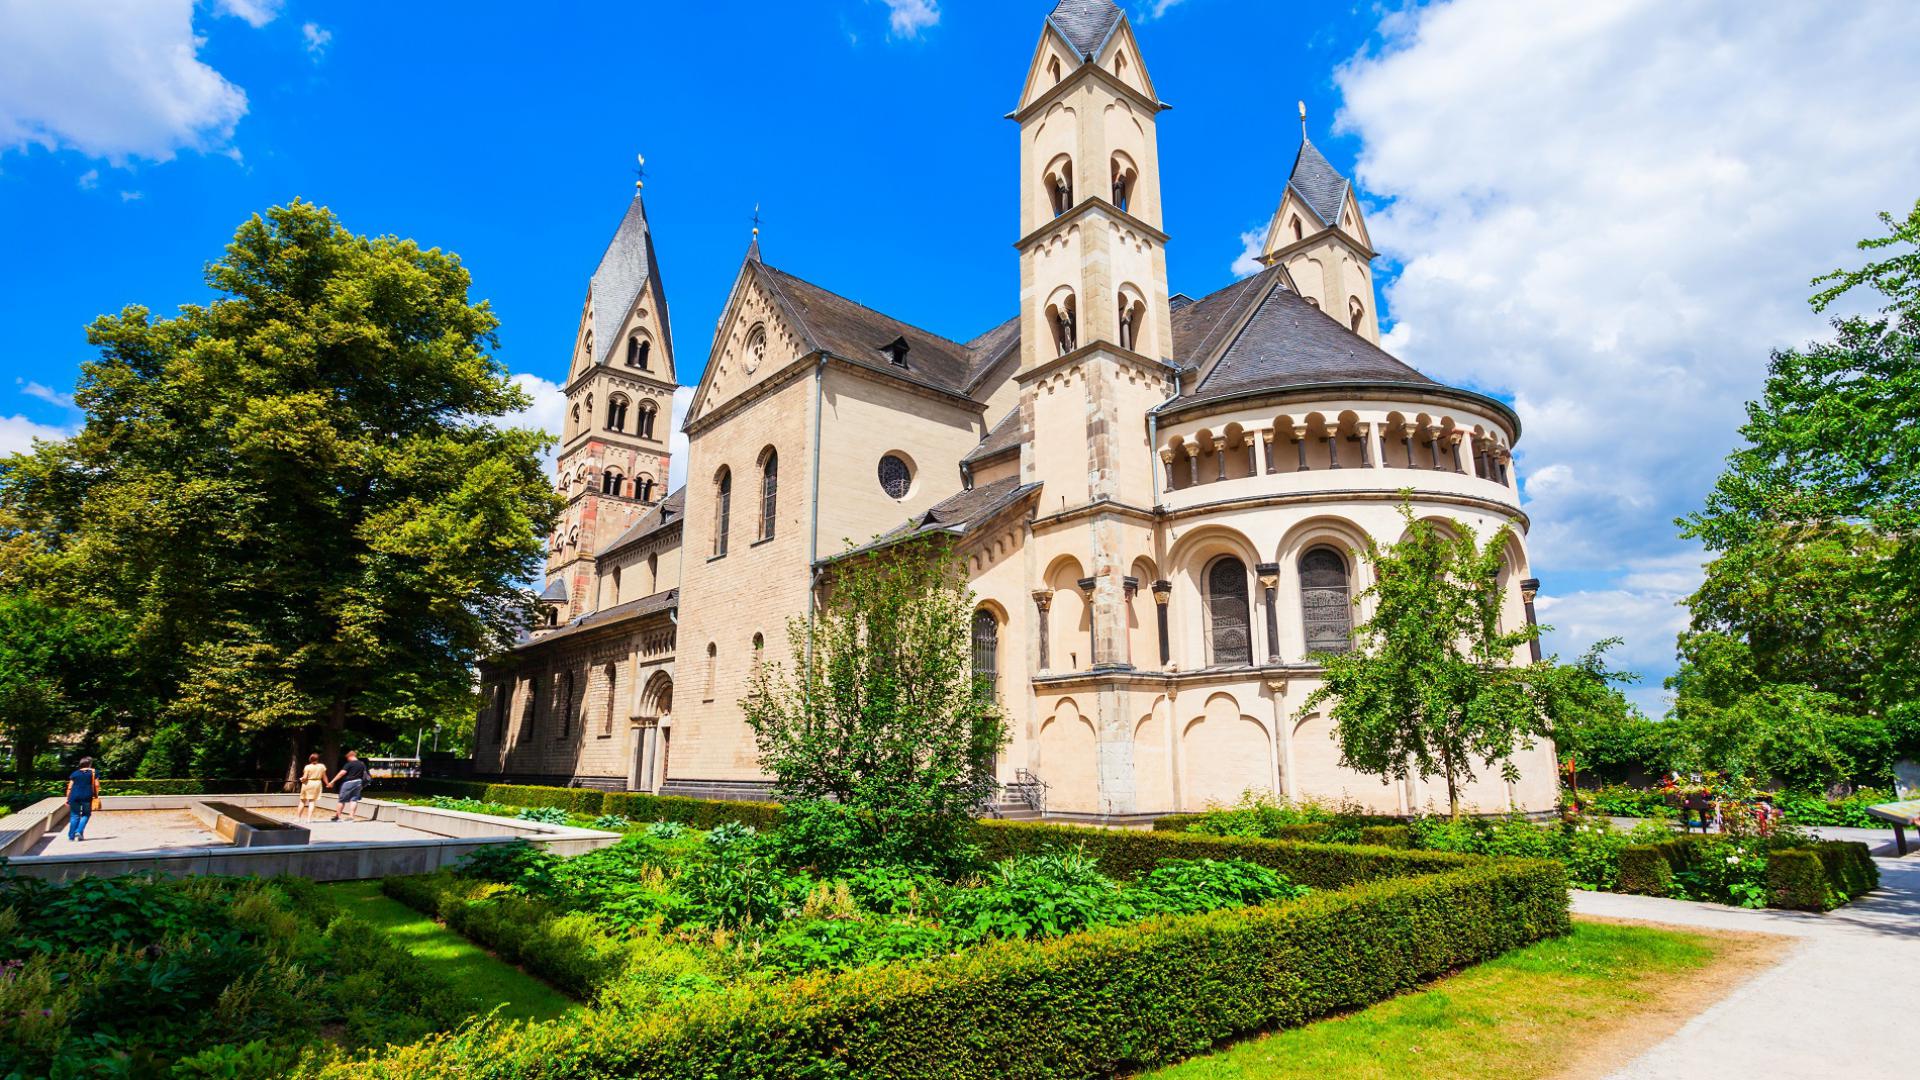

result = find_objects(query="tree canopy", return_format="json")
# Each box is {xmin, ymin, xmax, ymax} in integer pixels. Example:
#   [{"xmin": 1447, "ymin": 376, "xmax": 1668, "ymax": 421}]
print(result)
[{"xmin": 0, "ymin": 201, "xmax": 559, "ymax": 775}]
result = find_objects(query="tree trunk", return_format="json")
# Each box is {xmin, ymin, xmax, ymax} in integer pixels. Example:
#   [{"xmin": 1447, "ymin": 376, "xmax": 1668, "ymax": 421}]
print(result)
[
  {"xmin": 1442, "ymin": 746, "xmax": 1461, "ymax": 822},
  {"xmin": 321, "ymin": 699, "xmax": 348, "ymax": 766}
]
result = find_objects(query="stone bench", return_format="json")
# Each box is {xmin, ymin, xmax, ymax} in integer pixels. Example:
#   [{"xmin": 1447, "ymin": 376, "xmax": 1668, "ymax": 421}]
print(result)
[
  {"xmin": 1866, "ymin": 800, "xmax": 1920, "ymax": 856},
  {"xmin": 188, "ymin": 800, "xmax": 311, "ymax": 848}
]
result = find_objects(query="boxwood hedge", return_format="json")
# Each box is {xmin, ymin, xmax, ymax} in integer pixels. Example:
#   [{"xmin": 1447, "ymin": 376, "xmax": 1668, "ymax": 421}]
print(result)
[
  {"xmin": 318, "ymin": 848, "xmax": 1564, "ymax": 1079},
  {"xmin": 391, "ymin": 780, "xmax": 782, "ymax": 830}
]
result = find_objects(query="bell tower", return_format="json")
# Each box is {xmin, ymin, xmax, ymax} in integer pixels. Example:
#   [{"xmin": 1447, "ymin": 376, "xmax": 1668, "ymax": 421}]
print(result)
[
  {"xmin": 1257, "ymin": 106, "xmax": 1381, "ymax": 343},
  {"xmin": 1013, "ymin": 0, "xmax": 1176, "ymax": 671},
  {"xmin": 546, "ymin": 167, "xmax": 677, "ymax": 621}
]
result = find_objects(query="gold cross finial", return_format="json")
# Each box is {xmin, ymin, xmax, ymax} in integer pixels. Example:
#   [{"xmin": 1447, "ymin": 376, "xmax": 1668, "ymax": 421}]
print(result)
[{"xmin": 634, "ymin": 153, "xmax": 646, "ymax": 191}]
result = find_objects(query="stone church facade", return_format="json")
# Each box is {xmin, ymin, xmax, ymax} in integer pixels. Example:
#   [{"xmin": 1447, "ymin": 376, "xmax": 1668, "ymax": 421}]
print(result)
[{"xmin": 473, "ymin": 0, "xmax": 1559, "ymax": 818}]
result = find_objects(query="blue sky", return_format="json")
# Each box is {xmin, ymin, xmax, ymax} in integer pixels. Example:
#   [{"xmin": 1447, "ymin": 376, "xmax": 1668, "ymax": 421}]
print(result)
[{"xmin": 5, "ymin": 0, "xmax": 1920, "ymax": 712}]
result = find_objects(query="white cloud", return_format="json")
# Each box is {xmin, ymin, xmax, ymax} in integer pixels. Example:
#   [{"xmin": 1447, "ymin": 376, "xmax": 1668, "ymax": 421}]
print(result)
[
  {"xmin": 17, "ymin": 380, "xmax": 76, "ymax": 410},
  {"xmin": 119, "ymin": 190, "xmax": 143, "ymax": 202},
  {"xmin": 301, "ymin": 22, "xmax": 332, "ymax": 59},
  {"xmin": 667, "ymin": 386, "xmax": 693, "ymax": 491},
  {"xmin": 506, "ymin": 372, "xmax": 566, "ymax": 472},
  {"xmin": 76, "ymin": 168, "xmax": 98, "ymax": 189},
  {"xmin": 0, "ymin": 0, "xmax": 250, "ymax": 163},
  {"xmin": 1134, "ymin": 0, "xmax": 1188, "ymax": 21},
  {"xmin": 1229, "ymin": 225, "xmax": 1266, "ymax": 277},
  {"xmin": 878, "ymin": 0, "xmax": 939, "ymax": 39},
  {"xmin": 1324, "ymin": 0, "xmax": 1920, "ymax": 686},
  {"xmin": 211, "ymin": 0, "xmax": 282, "ymax": 29},
  {"xmin": 0, "ymin": 414, "xmax": 76, "ymax": 456}
]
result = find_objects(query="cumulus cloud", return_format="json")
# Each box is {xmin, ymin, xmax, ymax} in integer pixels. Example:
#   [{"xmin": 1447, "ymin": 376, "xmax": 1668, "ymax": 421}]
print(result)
[
  {"xmin": 211, "ymin": 0, "xmax": 283, "ymax": 29},
  {"xmin": 17, "ymin": 380, "xmax": 77, "ymax": 411},
  {"xmin": 76, "ymin": 168, "xmax": 98, "ymax": 190},
  {"xmin": 0, "ymin": 0, "xmax": 250, "ymax": 163},
  {"xmin": 301, "ymin": 22, "xmax": 332, "ymax": 59},
  {"xmin": 1134, "ymin": 0, "xmax": 1189, "ymax": 21},
  {"xmin": 0, "ymin": 414, "xmax": 76, "ymax": 457},
  {"xmin": 505, "ymin": 371, "xmax": 567, "ymax": 471},
  {"xmin": 878, "ymin": 0, "xmax": 939, "ymax": 39},
  {"xmin": 1324, "ymin": 0, "xmax": 1920, "ymax": 688},
  {"xmin": 1229, "ymin": 225, "xmax": 1266, "ymax": 277}
]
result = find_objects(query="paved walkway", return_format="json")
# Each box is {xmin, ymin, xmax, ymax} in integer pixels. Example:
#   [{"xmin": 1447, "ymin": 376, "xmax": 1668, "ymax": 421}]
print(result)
[
  {"xmin": 1581, "ymin": 853, "xmax": 1918, "ymax": 1079},
  {"xmin": 30, "ymin": 806, "xmax": 447, "ymax": 856}
]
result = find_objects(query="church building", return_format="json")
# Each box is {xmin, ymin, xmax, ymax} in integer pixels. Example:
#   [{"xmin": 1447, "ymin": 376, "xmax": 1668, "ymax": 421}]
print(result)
[{"xmin": 471, "ymin": 0, "xmax": 1559, "ymax": 818}]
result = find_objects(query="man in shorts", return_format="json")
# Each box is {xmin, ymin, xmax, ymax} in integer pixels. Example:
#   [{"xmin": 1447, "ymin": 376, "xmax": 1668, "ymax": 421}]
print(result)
[{"xmin": 329, "ymin": 750, "xmax": 371, "ymax": 822}]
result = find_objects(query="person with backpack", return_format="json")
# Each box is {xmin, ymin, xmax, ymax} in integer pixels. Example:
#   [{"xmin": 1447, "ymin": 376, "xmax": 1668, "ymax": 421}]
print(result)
[{"xmin": 64, "ymin": 757, "xmax": 100, "ymax": 841}]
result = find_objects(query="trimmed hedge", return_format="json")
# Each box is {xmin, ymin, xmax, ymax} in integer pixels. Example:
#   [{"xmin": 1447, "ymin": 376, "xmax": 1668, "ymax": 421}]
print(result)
[
  {"xmin": 1767, "ymin": 841, "xmax": 1879, "ymax": 911},
  {"xmin": 1616, "ymin": 838, "xmax": 1702, "ymax": 896},
  {"xmin": 319, "ymin": 855, "xmax": 1566, "ymax": 1079},
  {"xmin": 1358, "ymin": 825, "xmax": 1413, "ymax": 849},
  {"xmin": 383, "ymin": 875, "xmax": 631, "ymax": 995},
  {"xmin": 389, "ymin": 780, "xmax": 783, "ymax": 830},
  {"xmin": 973, "ymin": 820, "xmax": 1479, "ymax": 890}
]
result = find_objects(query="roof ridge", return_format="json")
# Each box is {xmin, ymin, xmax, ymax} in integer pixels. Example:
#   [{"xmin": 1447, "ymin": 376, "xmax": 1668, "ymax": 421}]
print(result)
[{"xmin": 758, "ymin": 261, "xmax": 974, "ymax": 351}]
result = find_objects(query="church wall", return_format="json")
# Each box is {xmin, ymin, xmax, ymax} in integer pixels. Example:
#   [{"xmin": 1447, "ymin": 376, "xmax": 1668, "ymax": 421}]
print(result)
[
  {"xmin": 670, "ymin": 371, "xmax": 820, "ymax": 786},
  {"xmin": 961, "ymin": 516, "xmax": 1035, "ymax": 785},
  {"xmin": 814, "ymin": 367, "xmax": 984, "ymax": 556},
  {"xmin": 968, "ymin": 452, "xmax": 1021, "ymax": 489}
]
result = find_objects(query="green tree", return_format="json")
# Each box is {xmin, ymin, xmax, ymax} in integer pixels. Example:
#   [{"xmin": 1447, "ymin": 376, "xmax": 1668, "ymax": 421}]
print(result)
[
  {"xmin": 1300, "ymin": 504, "xmax": 1624, "ymax": 819},
  {"xmin": 0, "ymin": 590, "xmax": 135, "ymax": 782},
  {"xmin": 1683, "ymin": 200, "xmax": 1920, "ymax": 718},
  {"xmin": 742, "ymin": 539, "xmax": 1007, "ymax": 868},
  {"xmin": 0, "ymin": 201, "xmax": 559, "ymax": 775}
]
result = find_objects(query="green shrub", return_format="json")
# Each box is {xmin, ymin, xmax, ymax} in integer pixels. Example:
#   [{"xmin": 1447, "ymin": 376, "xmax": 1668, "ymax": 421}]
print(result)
[
  {"xmin": 1617, "ymin": 841, "xmax": 1687, "ymax": 896},
  {"xmin": 1358, "ymin": 825, "xmax": 1412, "ymax": 848},
  {"xmin": 599, "ymin": 790, "xmax": 783, "ymax": 830},
  {"xmin": 515, "ymin": 805, "xmax": 572, "ymax": 825},
  {"xmin": 592, "ymin": 813, "xmax": 632, "ymax": 830},
  {"xmin": 1768, "ymin": 841, "xmax": 1879, "ymax": 910},
  {"xmin": 313, "ymin": 858, "xmax": 1569, "ymax": 1079}
]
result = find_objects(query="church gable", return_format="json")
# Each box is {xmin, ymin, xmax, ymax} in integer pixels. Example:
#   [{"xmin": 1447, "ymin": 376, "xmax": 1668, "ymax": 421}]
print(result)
[
  {"xmin": 1017, "ymin": 26, "xmax": 1085, "ymax": 112},
  {"xmin": 687, "ymin": 259, "xmax": 808, "ymax": 425},
  {"xmin": 1093, "ymin": 20, "xmax": 1154, "ymax": 101},
  {"xmin": 600, "ymin": 284, "xmax": 675, "ymax": 385}
]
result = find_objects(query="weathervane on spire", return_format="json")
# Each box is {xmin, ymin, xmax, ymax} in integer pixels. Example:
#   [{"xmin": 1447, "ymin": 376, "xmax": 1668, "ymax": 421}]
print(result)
[
  {"xmin": 751, "ymin": 202, "xmax": 762, "ymax": 240},
  {"xmin": 1298, "ymin": 100, "xmax": 1308, "ymax": 140},
  {"xmin": 634, "ymin": 153, "xmax": 646, "ymax": 191}
]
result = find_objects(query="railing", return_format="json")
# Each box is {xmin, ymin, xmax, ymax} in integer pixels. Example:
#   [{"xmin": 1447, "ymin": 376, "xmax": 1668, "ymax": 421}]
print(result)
[{"xmin": 1007, "ymin": 768, "xmax": 1049, "ymax": 814}]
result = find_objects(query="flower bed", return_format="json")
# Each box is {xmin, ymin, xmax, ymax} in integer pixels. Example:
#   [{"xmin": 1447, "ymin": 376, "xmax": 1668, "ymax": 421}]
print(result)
[
  {"xmin": 0, "ymin": 870, "xmax": 473, "ymax": 1077},
  {"xmin": 1573, "ymin": 783, "xmax": 1896, "ymax": 828},
  {"xmin": 310, "ymin": 821, "xmax": 1565, "ymax": 1079}
]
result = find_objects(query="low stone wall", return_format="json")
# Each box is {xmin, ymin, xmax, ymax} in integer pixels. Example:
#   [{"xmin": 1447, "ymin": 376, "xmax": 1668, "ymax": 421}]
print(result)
[{"xmin": 0, "ymin": 795, "xmax": 620, "ymax": 882}]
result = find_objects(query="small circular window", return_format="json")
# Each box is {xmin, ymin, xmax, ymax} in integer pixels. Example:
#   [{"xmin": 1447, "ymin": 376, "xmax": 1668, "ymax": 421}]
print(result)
[{"xmin": 878, "ymin": 454, "xmax": 913, "ymax": 498}]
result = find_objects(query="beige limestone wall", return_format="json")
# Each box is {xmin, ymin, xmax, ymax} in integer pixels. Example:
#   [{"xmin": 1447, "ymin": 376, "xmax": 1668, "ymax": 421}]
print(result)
[{"xmin": 815, "ymin": 368, "xmax": 984, "ymax": 555}]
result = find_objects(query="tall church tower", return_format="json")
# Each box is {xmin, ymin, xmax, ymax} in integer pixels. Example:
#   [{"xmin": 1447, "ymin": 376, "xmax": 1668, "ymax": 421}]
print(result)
[
  {"xmin": 1257, "ymin": 110, "xmax": 1381, "ymax": 343},
  {"xmin": 545, "ymin": 177, "xmax": 677, "ymax": 622},
  {"xmin": 1015, "ymin": 0, "xmax": 1177, "ymax": 668}
]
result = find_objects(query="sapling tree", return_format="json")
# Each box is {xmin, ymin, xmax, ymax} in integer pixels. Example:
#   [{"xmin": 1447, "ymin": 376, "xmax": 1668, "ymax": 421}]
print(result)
[
  {"xmin": 1299, "ymin": 502, "xmax": 1626, "ymax": 819},
  {"xmin": 742, "ymin": 537, "xmax": 1006, "ymax": 868}
]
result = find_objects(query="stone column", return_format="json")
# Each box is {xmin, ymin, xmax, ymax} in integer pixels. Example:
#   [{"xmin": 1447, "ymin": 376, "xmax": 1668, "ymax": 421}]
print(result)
[
  {"xmin": 1521, "ymin": 578, "xmax": 1543, "ymax": 663},
  {"xmin": 1159, "ymin": 446, "xmax": 1176, "ymax": 490},
  {"xmin": 1121, "ymin": 576, "xmax": 1140, "ymax": 666},
  {"xmin": 1326, "ymin": 429, "xmax": 1341, "ymax": 470},
  {"xmin": 1357, "ymin": 422, "xmax": 1374, "ymax": 468},
  {"xmin": 1293, "ymin": 425, "xmax": 1311, "ymax": 471},
  {"xmin": 1184, "ymin": 444, "xmax": 1200, "ymax": 487},
  {"xmin": 1268, "ymin": 678, "xmax": 1295, "ymax": 799},
  {"xmin": 1260, "ymin": 429, "xmax": 1277, "ymax": 475},
  {"xmin": 1032, "ymin": 589, "xmax": 1053, "ymax": 673},
  {"xmin": 1401, "ymin": 423, "xmax": 1420, "ymax": 468},
  {"xmin": 1077, "ymin": 576, "xmax": 1099, "ymax": 668},
  {"xmin": 1256, "ymin": 562, "xmax": 1281, "ymax": 663},
  {"xmin": 1447, "ymin": 432, "xmax": 1467, "ymax": 473},
  {"xmin": 1151, "ymin": 579, "xmax": 1172, "ymax": 666},
  {"xmin": 1214, "ymin": 441, "xmax": 1227, "ymax": 482},
  {"xmin": 1244, "ymin": 436, "xmax": 1258, "ymax": 477}
]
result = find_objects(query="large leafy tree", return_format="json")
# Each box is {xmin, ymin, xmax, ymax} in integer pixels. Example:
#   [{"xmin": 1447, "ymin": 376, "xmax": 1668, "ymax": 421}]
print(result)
[
  {"xmin": 0, "ymin": 590, "xmax": 136, "ymax": 782},
  {"xmin": 742, "ymin": 539, "xmax": 1006, "ymax": 867},
  {"xmin": 1300, "ymin": 504, "xmax": 1625, "ymax": 819},
  {"xmin": 1678, "ymin": 199, "xmax": 1920, "ymax": 771},
  {"xmin": 0, "ymin": 201, "xmax": 559, "ymax": 774}
]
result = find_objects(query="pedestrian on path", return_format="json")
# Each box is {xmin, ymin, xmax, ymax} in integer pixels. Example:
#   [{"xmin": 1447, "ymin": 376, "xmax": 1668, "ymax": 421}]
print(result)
[
  {"xmin": 329, "ymin": 750, "xmax": 370, "ymax": 822},
  {"xmin": 297, "ymin": 753, "xmax": 328, "ymax": 821},
  {"xmin": 64, "ymin": 757, "xmax": 99, "ymax": 841}
]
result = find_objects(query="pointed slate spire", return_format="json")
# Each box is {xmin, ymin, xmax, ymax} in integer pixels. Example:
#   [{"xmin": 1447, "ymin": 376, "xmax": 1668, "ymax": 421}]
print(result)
[
  {"xmin": 587, "ymin": 186, "xmax": 671, "ymax": 366},
  {"xmin": 1048, "ymin": 0, "xmax": 1123, "ymax": 58},
  {"xmin": 1286, "ymin": 136, "xmax": 1352, "ymax": 230}
]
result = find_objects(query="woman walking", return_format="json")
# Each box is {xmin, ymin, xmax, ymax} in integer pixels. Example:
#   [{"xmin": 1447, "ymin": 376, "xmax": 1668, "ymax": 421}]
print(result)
[
  {"xmin": 297, "ymin": 753, "xmax": 328, "ymax": 821},
  {"xmin": 64, "ymin": 757, "xmax": 99, "ymax": 842}
]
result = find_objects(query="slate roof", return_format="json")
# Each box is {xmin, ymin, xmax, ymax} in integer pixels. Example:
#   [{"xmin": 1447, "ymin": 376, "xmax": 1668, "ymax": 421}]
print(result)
[
  {"xmin": 587, "ymin": 193, "xmax": 671, "ymax": 366},
  {"xmin": 599, "ymin": 486, "xmax": 686, "ymax": 557},
  {"xmin": 964, "ymin": 408, "xmax": 1024, "ymax": 464},
  {"xmin": 754, "ymin": 262, "xmax": 978, "ymax": 397},
  {"xmin": 963, "ymin": 314, "xmax": 1022, "ymax": 391},
  {"xmin": 1287, "ymin": 138, "xmax": 1351, "ymax": 230},
  {"xmin": 829, "ymin": 477, "xmax": 1041, "ymax": 562},
  {"xmin": 515, "ymin": 589, "xmax": 678, "ymax": 652},
  {"xmin": 1169, "ymin": 266, "xmax": 1284, "ymax": 372},
  {"xmin": 1171, "ymin": 273, "xmax": 1434, "ymax": 409},
  {"xmin": 538, "ymin": 577, "xmax": 567, "ymax": 602},
  {"xmin": 1048, "ymin": 0, "xmax": 1124, "ymax": 57}
]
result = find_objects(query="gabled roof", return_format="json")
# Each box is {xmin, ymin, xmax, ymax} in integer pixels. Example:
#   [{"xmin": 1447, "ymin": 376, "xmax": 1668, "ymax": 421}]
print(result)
[
  {"xmin": 538, "ymin": 577, "xmax": 568, "ymax": 602},
  {"xmin": 515, "ymin": 589, "xmax": 679, "ymax": 652},
  {"xmin": 1048, "ymin": 0, "xmax": 1124, "ymax": 57},
  {"xmin": 828, "ymin": 477, "xmax": 1041, "ymax": 563},
  {"xmin": 599, "ymin": 486, "xmax": 685, "ymax": 557},
  {"xmin": 587, "ymin": 193, "xmax": 671, "ymax": 365},
  {"xmin": 1287, "ymin": 138, "xmax": 1351, "ymax": 230},
  {"xmin": 963, "ymin": 314, "xmax": 1022, "ymax": 392},
  {"xmin": 753, "ymin": 261, "xmax": 979, "ymax": 396},
  {"xmin": 1170, "ymin": 272, "xmax": 1434, "ymax": 408}
]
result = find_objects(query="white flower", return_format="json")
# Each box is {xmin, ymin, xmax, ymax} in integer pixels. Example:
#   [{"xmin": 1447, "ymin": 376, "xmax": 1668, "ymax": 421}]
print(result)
[{"xmin": 1726, "ymin": 855, "xmax": 1739, "ymax": 865}]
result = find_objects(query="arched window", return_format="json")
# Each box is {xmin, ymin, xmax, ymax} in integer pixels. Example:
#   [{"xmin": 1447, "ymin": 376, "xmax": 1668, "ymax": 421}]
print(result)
[
  {"xmin": 1117, "ymin": 291, "xmax": 1145, "ymax": 352},
  {"xmin": 519, "ymin": 675, "xmax": 540, "ymax": 743},
  {"xmin": 638, "ymin": 401, "xmax": 657, "ymax": 440},
  {"xmin": 610, "ymin": 565, "xmax": 622, "ymax": 602},
  {"xmin": 1110, "ymin": 154, "xmax": 1137, "ymax": 212},
  {"xmin": 1047, "ymin": 56, "xmax": 1062, "ymax": 84},
  {"xmin": 751, "ymin": 631, "xmax": 765, "ymax": 675},
  {"xmin": 1045, "ymin": 157, "xmax": 1074, "ymax": 216},
  {"xmin": 1290, "ymin": 215, "xmax": 1303, "ymax": 242},
  {"xmin": 606, "ymin": 395, "xmax": 629, "ymax": 432},
  {"xmin": 601, "ymin": 470, "xmax": 623, "ymax": 496},
  {"xmin": 1114, "ymin": 52, "xmax": 1128, "ymax": 79},
  {"xmin": 647, "ymin": 551, "xmax": 658, "ymax": 590},
  {"xmin": 557, "ymin": 670, "xmax": 574, "ymax": 738},
  {"xmin": 713, "ymin": 468, "xmax": 732, "ymax": 556},
  {"xmin": 758, "ymin": 449, "xmax": 778, "ymax": 541},
  {"xmin": 971, "ymin": 608, "xmax": 1000, "ymax": 700},
  {"xmin": 1348, "ymin": 296, "xmax": 1365, "ymax": 332},
  {"xmin": 704, "ymin": 642, "xmax": 717, "ymax": 701},
  {"xmin": 1047, "ymin": 292, "xmax": 1077, "ymax": 356},
  {"xmin": 490, "ymin": 683, "xmax": 507, "ymax": 744},
  {"xmin": 636, "ymin": 475, "xmax": 655, "ymax": 503},
  {"xmin": 1300, "ymin": 547, "xmax": 1353, "ymax": 654},
  {"xmin": 1205, "ymin": 557, "xmax": 1253, "ymax": 667},
  {"xmin": 604, "ymin": 663, "xmax": 618, "ymax": 735},
  {"xmin": 625, "ymin": 337, "xmax": 641, "ymax": 367}
]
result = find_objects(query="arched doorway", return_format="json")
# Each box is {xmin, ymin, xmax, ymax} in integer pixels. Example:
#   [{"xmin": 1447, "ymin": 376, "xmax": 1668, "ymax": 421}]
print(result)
[{"xmin": 631, "ymin": 671, "xmax": 674, "ymax": 792}]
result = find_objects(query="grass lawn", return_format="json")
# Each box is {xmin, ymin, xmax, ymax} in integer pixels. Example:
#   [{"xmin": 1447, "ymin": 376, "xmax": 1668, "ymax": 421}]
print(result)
[
  {"xmin": 1142, "ymin": 919, "xmax": 1784, "ymax": 1080},
  {"xmin": 327, "ymin": 880, "xmax": 581, "ymax": 1024}
]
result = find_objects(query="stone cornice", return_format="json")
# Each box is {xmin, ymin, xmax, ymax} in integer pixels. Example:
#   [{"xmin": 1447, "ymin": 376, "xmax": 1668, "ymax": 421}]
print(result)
[{"xmin": 1014, "ymin": 196, "xmax": 1170, "ymax": 252}]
